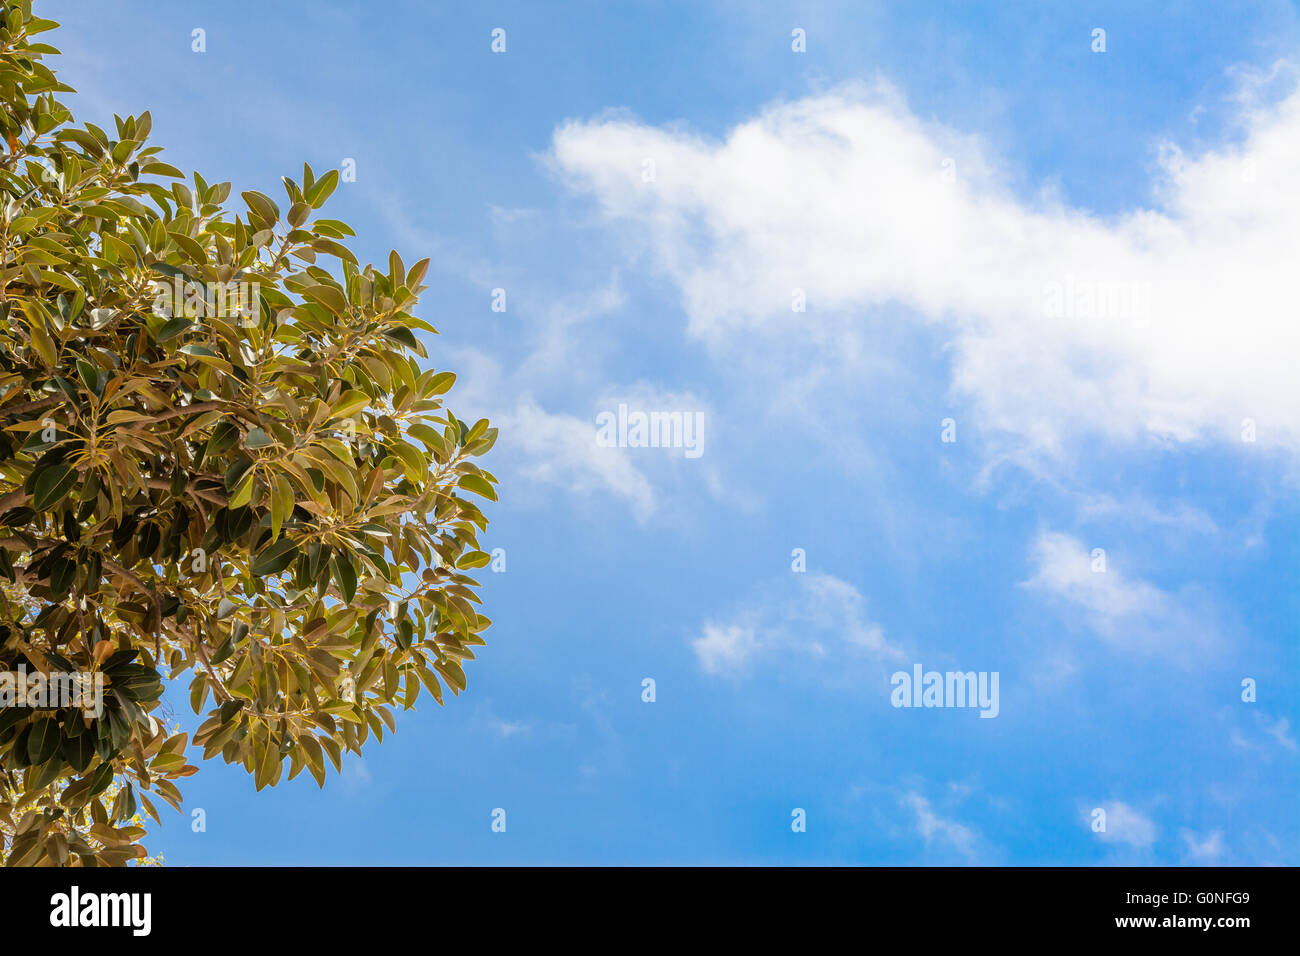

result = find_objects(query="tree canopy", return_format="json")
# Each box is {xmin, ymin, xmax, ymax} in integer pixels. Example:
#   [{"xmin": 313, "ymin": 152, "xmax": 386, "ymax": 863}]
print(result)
[{"xmin": 0, "ymin": 1, "xmax": 498, "ymax": 865}]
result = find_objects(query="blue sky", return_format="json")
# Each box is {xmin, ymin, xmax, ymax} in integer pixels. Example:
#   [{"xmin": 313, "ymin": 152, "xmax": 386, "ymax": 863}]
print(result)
[{"xmin": 50, "ymin": 0, "xmax": 1299, "ymax": 864}]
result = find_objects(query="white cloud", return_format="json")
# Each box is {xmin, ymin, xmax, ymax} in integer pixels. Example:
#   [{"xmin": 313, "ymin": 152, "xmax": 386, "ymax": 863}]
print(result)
[
  {"xmin": 1092, "ymin": 801, "xmax": 1158, "ymax": 848},
  {"xmin": 434, "ymin": 345, "xmax": 662, "ymax": 520},
  {"xmin": 1265, "ymin": 715, "xmax": 1298, "ymax": 752},
  {"xmin": 490, "ymin": 718, "xmax": 531, "ymax": 739},
  {"xmin": 801, "ymin": 573, "xmax": 892, "ymax": 653},
  {"xmin": 1181, "ymin": 828, "xmax": 1226, "ymax": 863},
  {"xmin": 1230, "ymin": 711, "xmax": 1300, "ymax": 756},
  {"xmin": 440, "ymin": 332, "xmax": 732, "ymax": 523},
  {"xmin": 902, "ymin": 791, "xmax": 977, "ymax": 857},
  {"xmin": 1023, "ymin": 530, "xmax": 1220, "ymax": 657},
  {"xmin": 508, "ymin": 396, "xmax": 658, "ymax": 520},
  {"xmin": 516, "ymin": 273, "xmax": 626, "ymax": 382},
  {"xmin": 550, "ymin": 78, "xmax": 1300, "ymax": 461},
  {"xmin": 1073, "ymin": 493, "xmax": 1219, "ymax": 536},
  {"xmin": 339, "ymin": 754, "xmax": 373, "ymax": 796},
  {"xmin": 693, "ymin": 624, "xmax": 760, "ymax": 676},
  {"xmin": 691, "ymin": 571, "xmax": 902, "ymax": 678}
]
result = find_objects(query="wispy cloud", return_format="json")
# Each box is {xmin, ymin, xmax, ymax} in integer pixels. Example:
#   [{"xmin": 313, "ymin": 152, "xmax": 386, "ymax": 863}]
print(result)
[
  {"xmin": 1089, "ymin": 801, "xmax": 1158, "ymax": 848},
  {"xmin": 508, "ymin": 396, "xmax": 658, "ymax": 520},
  {"xmin": 1234, "ymin": 712, "xmax": 1300, "ymax": 755},
  {"xmin": 692, "ymin": 571, "xmax": 902, "ymax": 678},
  {"xmin": 1022, "ymin": 530, "xmax": 1221, "ymax": 657},
  {"xmin": 693, "ymin": 623, "xmax": 760, "ymax": 676},
  {"xmin": 490, "ymin": 718, "xmax": 532, "ymax": 739},
  {"xmin": 902, "ymin": 791, "xmax": 978, "ymax": 857},
  {"xmin": 1181, "ymin": 828, "xmax": 1226, "ymax": 863},
  {"xmin": 1265, "ymin": 715, "xmax": 1299, "ymax": 752}
]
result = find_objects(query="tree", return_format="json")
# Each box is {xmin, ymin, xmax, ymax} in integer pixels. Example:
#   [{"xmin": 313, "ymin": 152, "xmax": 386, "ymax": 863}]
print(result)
[{"xmin": 0, "ymin": 2, "xmax": 498, "ymax": 866}]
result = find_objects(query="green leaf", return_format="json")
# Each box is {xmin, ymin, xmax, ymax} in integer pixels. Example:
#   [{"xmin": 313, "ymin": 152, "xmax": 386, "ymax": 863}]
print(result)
[
  {"xmin": 456, "ymin": 473, "xmax": 497, "ymax": 501},
  {"xmin": 142, "ymin": 161, "xmax": 184, "ymax": 178},
  {"xmin": 210, "ymin": 633, "xmax": 236, "ymax": 664},
  {"xmin": 75, "ymin": 359, "xmax": 98, "ymax": 392},
  {"xmin": 304, "ymin": 284, "xmax": 349, "ymax": 315},
  {"xmin": 28, "ymin": 320, "xmax": 57, "ymax": 366},
  {"xmin": 229, "ymin": 468, "xmax": 256, "ymax": 508},
  {"xmin": 87, "ymin": 761, "xmax": 115, "ymax": 797},
  {"xmin": 169, "ymin": 231, "xmax": 208, "ymax": 264},
  {"xmin": 331, "ymin": 554, "xmax": 357, "ymax": 604},
  {"xmin": 305, "ymin": 169, "xmax": 339, "ymax": 208},
  {"xmin": 270, "ymin": 474, "xmax": 293, "ymax": 541},
  {"xmin": 31, "ymin": 463, "xmax": 76, "ymax": 510},
  {"xmin": 54, "ymin": 128, "xmax": 104, "ymax": 157},
  {"xmin": 244, "ymin": 427, "xmax": 275, "ymax": 450},
  {"xmin": 406, "ymin": 423, "xmax": 446, "ymax": 454},
  {"xmin": 242, "ymin": 190, "xmax": 280, "ymax": 225},
  {"xmin": 62, "ymin": 731, "xmax": 96, "ymax": 774},
  {"xmin": 28, "ymin": 755, "xmax": 63, "ymax": 793},
  {"xmin": 157, "ymin": 316, "xmax": 191, "ymax": 342},
  {"xmin": 434, "ymin": 659, "xmax": 467, "ymax": 692},
  {"xmin": 27, "ymin": 717, "xmax": 59, "ymax": 766},
  {"xmin": 330, "ymin": 390, "xmax": 369, "ymax": 422},
  {"xmin": 252, "ymin": 537, "xmax": 300, "ymax": 576},
  {"xmin": 391, "ymin": 441, "xmax": 426, "ymax": 483}
]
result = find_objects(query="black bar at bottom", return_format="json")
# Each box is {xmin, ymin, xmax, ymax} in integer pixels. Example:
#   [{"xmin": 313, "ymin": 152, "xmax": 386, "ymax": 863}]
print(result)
[{"xmin": 3, "ymin": 865, "xmax": 1282, "ymax": 942}]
